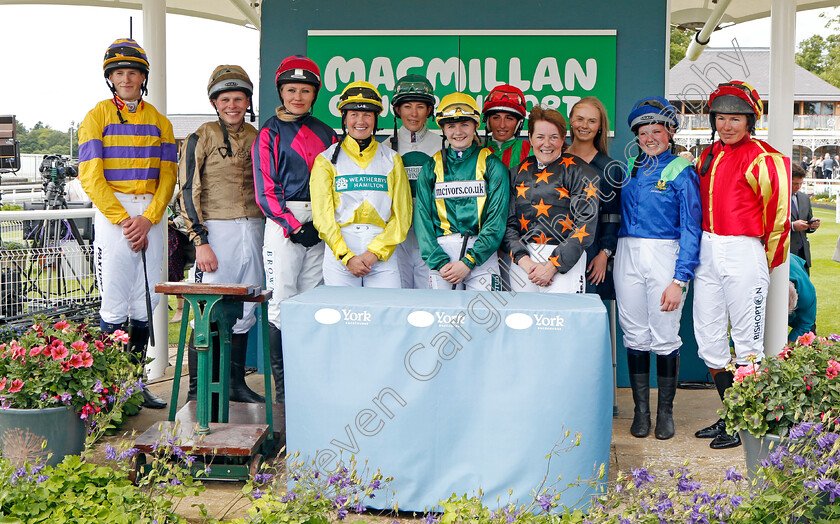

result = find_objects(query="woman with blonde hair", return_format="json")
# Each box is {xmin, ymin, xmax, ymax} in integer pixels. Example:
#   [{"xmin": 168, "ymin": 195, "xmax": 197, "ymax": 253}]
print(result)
[{"xmin": 565, "ymin": 96, "xmax": 622, "ymax": 299}]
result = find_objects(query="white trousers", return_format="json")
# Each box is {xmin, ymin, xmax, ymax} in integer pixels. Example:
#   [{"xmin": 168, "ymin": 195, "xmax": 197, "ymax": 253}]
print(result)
[
  {"xmin": 508, "ymin": 243, "xmax": 587, "ymax": 294},
  {"xmin": 94, "ymin": 193, "xmax": 164, "ymax": 325},
  {"xmin": 190, "ymin": 218, "xmax": 264, "ymax": 334},
  {"xmin": 428, "ymin": 233, "xmax": 499, "ymax": 291},
  {"xmin": 614, "ymin": 237, "xmax": 685, "ymax": 354},
  {"xmin": 322, "ymin": 224, "xmax": 402, "ymax": 288},
  {"xmin": 396, "ymin": 224, "xmax": 430, "ymax": 289},
  {"xmin": 263, "ymin": 202, "xmax": 324, "ymax": 329},
  {"xmin": 693, "ymin": 232, "xmax": 769, "ymax": 368}
]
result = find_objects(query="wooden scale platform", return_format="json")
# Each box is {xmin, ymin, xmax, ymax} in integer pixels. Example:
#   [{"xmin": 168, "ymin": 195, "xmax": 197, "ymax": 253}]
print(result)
[{"xmin": 132, "ymin": 283, "xmax": 279, "ymax": 481}]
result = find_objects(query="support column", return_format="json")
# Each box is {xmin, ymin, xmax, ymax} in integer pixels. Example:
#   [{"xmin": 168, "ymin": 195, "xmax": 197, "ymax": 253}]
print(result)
[
  {"xmin": 143, "ymin": 0, "xmax": 169, "ymax": 380},
  {"xmin": 766, "ymin": 0, "xmax": 795, "ymax": 357}
]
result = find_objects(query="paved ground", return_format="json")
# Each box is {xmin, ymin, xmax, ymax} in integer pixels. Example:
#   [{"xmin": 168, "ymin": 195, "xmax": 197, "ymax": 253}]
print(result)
[{"xmin": 88, "ymin": 356, "xmax": 746, "ymax": 522}]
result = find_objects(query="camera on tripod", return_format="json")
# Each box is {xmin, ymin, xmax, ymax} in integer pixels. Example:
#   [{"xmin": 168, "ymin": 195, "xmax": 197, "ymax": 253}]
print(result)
[{"xmin": 39, "ymin": 154, "xmax": 77, "ymax": 180}]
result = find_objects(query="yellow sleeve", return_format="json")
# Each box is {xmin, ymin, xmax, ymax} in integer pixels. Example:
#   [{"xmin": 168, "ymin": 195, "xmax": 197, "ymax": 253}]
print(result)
[
  {"xmin": 368, "ymin": 153, "xmax": 412, "ymax": 261},
  {"xmin": 311, "ymin": 153, "xmax": 353, "ymax": 264},
  {"xmin": 142, "ymin": 113, "xmax": 177, "ymax": 225},
  {"xmin": 77, "ymin": 105, "xmax": 130, "ymax": 225}
]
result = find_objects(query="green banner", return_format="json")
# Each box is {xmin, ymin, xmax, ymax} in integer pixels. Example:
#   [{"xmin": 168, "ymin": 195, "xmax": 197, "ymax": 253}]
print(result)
[{"xmin": 307, "ymin": 31, "xmax": 616, "ymax": 131}]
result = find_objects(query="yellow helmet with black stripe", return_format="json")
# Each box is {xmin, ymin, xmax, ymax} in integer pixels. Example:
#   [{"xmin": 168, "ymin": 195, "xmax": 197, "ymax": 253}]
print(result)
[
  {"xmin": 436, "ymin": 92, "xmax": 480, "ymax": 126},
  {"xmin": 337, "ymin": 81, "xmax": 383, "ymax": 113}
]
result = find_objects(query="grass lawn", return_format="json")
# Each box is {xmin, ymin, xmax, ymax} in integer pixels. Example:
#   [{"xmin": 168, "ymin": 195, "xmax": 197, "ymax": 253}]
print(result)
[{"xmin": 808, "ymin": 205, "xmax": 840, "ymax": 336}]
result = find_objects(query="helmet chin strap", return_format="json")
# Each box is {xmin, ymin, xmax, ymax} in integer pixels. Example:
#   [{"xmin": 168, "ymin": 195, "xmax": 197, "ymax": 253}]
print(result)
[{"xmin": 107, "ymin": 78, "xmax": 146, "ymax": 124}]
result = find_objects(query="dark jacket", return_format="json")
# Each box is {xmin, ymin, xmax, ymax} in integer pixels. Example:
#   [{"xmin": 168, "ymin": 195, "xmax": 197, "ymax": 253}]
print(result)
[{"xmin": 790, "ymin": 190, "xmax": 814, "ymax": 268}]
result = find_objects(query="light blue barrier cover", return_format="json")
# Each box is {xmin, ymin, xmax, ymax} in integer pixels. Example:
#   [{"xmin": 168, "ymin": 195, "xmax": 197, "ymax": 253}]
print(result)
[{"xmin": 282, "ymin": 287, "xmax": 612, "ymax": 512}]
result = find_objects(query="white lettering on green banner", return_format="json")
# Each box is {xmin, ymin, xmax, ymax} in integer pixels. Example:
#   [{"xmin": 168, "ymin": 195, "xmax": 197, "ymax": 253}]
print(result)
[
  {"xmin": 434, "ymin": 180, "xmax": 486, "ymax": 199},
  {"xmin": 307, "ymin": 30, "xmax": 616, "ymax": 131},
  {"xmin": 335, "ymin": 174, "xmax": 389, "ymax": 192}
]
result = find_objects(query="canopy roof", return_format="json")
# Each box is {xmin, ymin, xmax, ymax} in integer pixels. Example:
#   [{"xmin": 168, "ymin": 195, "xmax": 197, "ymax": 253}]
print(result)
[
  {"xmin": 0, "ymin": 0, "xmax": 261, "ymax": 28},
  {"xmin": 2, "ymin": 1, "xmax": 838, "ymax": 32},
  {"xmin": 672, "ymin": 0, "xmax": 839, "ymax": 29}
]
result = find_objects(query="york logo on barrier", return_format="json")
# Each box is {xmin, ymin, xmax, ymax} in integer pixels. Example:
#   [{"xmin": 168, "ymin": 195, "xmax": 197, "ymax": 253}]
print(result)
[
  {"xmin": 534, "ymin": 313, "xmax": 564, "ymax": 330},
  {"xmin": 343, "ymin": 308, "xmax": 372, "ymax": 325},
  {"xmin": 435, "ymin": 311, "xmax": 465, "ymax": 327}
]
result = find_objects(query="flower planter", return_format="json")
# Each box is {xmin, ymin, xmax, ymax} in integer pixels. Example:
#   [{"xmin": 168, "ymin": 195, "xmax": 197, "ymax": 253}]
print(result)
[
  {"xmin": 740, "ymin": 431, "xmax": 782, "ymax": 482},
  {"xmin": 0, "ymin": 406, "xmax": 86, "ymax": 467}
]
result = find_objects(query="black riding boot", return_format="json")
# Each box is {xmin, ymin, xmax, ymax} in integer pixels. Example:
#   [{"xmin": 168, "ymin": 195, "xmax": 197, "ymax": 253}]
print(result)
[
  {"xmin": 128, "ymin": 324, "xmax": 167, "ymax": 409},
  {"xmin": 654, "ymin": 355, "xmax": 679, "ymax": 440},
  {"xmin": 229, "ymin": 334, "xmax": 265, "ymax": 403},
  {"xmin": 695, "ymin": 369, "xmax": 734, "ymax": 438},
  {"xmin": 627, "ymin": 351, "xmax": 651, "ymax": 438},
  {"xmin": 186, "ymin": 331, "xmax": 197, "ymax": 402},
  {"xmin": 269, "ymin": 324, "xmax": 285, "ymax": 404},
  {"xmin": 708, "ymin": 370, "xmax": 741, "ymax": 449}
]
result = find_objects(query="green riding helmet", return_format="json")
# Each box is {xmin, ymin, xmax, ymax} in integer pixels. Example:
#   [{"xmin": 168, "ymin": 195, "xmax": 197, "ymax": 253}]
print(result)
[{"xmin": 392, "ymin": 74, "xmax": 435, "ymax": 109}]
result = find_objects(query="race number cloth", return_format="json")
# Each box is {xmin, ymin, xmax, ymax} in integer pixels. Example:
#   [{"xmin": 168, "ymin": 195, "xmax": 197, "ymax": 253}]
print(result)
[{"xmin": 282, "ymin": 287, "xmax": 612, "ymax": 511}]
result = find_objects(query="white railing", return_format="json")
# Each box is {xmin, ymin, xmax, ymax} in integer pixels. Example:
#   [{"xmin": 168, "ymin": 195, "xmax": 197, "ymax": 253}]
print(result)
[
  {"xmin": 676, "ymin": 114, "xmax": 839, "ymax": 131},
  {"xmin": 803, "ymin": 178, "xmax": 840, "ymax": 224},
  {"xmin": 0, "ymin": 207, "xmax": 98, "ymax": 323}
]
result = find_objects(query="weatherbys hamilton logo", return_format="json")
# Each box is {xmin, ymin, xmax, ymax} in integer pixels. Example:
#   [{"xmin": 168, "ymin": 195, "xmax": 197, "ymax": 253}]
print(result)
[
  {"xmin": 504, "ymin": 312, "xmax": 565, "ymax": 331},
  {"xmin": 314, "ymin": 307, "xmax": 372, "ymax": 326}
]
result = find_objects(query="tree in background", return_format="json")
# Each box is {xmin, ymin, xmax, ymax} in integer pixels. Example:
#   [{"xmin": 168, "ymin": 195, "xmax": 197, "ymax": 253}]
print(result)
[
  {"xmin": 796, "ymin": 11, "xmax": 840, "ymax": 88},
  {"xmin": 670, "ymin": 26, "xmax": 693, "ymax": 68},
  {"xmin": 15, "ymin": 121, "xmax": 79, "ymax": 158}
]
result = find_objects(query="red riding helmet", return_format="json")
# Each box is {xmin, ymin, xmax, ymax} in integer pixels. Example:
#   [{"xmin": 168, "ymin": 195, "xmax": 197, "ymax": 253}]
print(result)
[
  {"xmin": 275, "ymin": 55, "xmax": 322, "ymax": 98},
  {"xmin": 482, "ymin": 84, "xmax": 527, "ymax": 120}
]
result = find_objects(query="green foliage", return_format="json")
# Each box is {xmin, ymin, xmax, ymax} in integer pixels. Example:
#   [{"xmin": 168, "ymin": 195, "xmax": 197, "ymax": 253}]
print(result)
[
  {"xmin": 0, "ymin": 454, "xmax": 186, "ymax": 523},
  {"xmin": 795, "ymin": 16, "xmax": 840, "ymax": 89},
  {"xmin": 14, "ymin": 121, "xmax": 78, "ymax": 157},
  {"xmin": 0, "ymin": 317, "xmax": 142, "ymax": 421},
  {"xmin": 231, "ymin": 453, "xmax": 391, "ymax": 524},
  {"xmin": 102, "ymin": 426, "xmax": 207, "ymax": 522},
  {"xmin": 721, "ymin": 334, "xmax": 840, "ymax": 438},
  {"xmin": 670, "ymin": 26, "xmax": 693, "ymax": 68}
]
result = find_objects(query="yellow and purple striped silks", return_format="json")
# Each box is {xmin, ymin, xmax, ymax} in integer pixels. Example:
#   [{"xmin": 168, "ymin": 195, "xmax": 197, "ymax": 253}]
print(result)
[{"xmin": 78, "ymin": 98, "xmax": 177, "ymax": 226}]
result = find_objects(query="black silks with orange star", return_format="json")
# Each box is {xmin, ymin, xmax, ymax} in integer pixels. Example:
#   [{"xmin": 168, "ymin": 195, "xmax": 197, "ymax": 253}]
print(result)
[{"xmin": 501, "ymin": 153, "xmax": 601, "ymax": 274}]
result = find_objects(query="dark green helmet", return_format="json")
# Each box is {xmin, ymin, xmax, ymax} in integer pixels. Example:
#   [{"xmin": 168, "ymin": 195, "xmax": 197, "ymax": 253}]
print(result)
[{"xmin": 392, "ymin": 74, "xmax": 435, "ymax": 109}]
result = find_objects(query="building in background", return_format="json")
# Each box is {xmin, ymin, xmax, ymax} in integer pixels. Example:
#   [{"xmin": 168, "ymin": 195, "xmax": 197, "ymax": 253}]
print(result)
[{"xmin": 669, "ymin": 47, "xmax": 840, "ymax": 166}]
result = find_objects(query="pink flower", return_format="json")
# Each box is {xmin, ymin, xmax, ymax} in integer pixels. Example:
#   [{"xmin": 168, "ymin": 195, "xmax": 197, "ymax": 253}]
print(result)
[
  {"xmin": 60, "ymin": 361, "xmax": 71, "ymax": 372},
  {"xmin": 0, "ymin": 377, "xmax": 6, "ymax": 392},
  {"xmin": 94, "ymin": 340, "xmax": 105, "ymax": 352},
  {"xmin": 734, "ymin": 364, "xmax": 759, "ymax": 383},
  {"xmin": 70, "ymin": 341, "xmax": 87, "ymax": 352},
  {"xmin": 68, "ymin": 353, "xmax": 84, "ymax": 368},
  {"xmin": 827, "ymin": 360, "xmax": 840, "ymax": 379},
  {"xmin": 53, "ymin": 320, "xmax": 70, "ymax": 331},
  {"xmin": 51, "ymin": 344, "xmax": 69, "ymax": 360},
  {"xmin": 797, "ymin": 332, "xmax": 817, "ymax": 346},
  {"xmin": 8, "ymin": 379, "xmax": 23, "ymax": 393},
  {"xmin": 112, "ymin": 330, "xmax": 129, "ymax": 344},
  {"xmin": 29, "ymin": 346, "xmax": 43, "ymax": 357},
  {"xmin": 79, "ymin": 351, "xmax": 93, "ymax": 368},
  {"xmin": 41, "ymin": 346, "xmax": 51, "ymax": 357}
]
